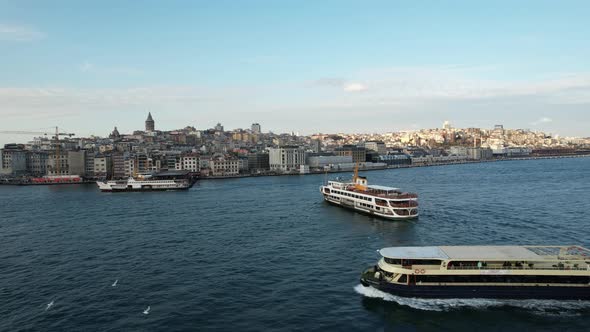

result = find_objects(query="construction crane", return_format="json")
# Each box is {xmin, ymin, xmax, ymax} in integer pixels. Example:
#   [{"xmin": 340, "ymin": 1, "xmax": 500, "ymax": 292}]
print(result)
[{"xmin": 0, "ymin": 127, "xmax": 75, "ymax": 175}]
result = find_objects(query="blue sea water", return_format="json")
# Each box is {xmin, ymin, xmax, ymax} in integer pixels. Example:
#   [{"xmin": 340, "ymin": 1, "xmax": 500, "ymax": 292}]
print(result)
[{"xmin": 1, "ymin": 158, "xmax": 589, "ymax": 331}]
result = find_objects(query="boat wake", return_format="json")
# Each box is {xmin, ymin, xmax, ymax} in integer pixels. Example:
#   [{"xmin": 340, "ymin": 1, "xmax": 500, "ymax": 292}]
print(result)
[{"xmin": 354, "ymin": 284, "xmax": 590, "ymax": 316}]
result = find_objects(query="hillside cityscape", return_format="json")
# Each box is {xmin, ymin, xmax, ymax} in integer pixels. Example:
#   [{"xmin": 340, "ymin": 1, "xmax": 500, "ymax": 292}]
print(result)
[{"xmin": 1, "ymin": 113, "xmax": 589, "ymax": 182}]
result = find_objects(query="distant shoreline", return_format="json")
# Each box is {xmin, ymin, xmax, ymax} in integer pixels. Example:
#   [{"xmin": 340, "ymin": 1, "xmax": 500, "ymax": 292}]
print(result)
[
  {"xmin": 201, "ymin": 153, "xmax": 590, "ymax": 180},
  {"xmin": 1, "ymin": 153, "xmax": 589, "ymax": 186}
]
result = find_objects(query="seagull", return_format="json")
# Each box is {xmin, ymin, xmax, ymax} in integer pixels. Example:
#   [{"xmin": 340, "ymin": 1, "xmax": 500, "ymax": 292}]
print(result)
[
  {"xmin": 112, "ymin": 279, "xmax": 118, "ymax": 287},
  {"xmin": 46, "ymin": 300, "xmax": 54, "ymax": 311},
  {"xmin": 143, "ymin": 306, "xmax": 150, "ymax": 315}
]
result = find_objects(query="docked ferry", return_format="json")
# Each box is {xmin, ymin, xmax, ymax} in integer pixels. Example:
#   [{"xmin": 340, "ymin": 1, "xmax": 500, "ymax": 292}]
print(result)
[
  {"xmin": 97, "ymin": 171, "xmax": 195, "ymax": 192},
  {"xmin": 360, "ymin": 245, "xmax": 590, "ymax": 300},
  {"xmin": 319, "ymin": 167, "xmax": 418, "ymax": 220}
]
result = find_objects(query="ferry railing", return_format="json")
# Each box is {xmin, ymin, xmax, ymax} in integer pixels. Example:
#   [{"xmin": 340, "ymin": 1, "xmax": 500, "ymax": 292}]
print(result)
[
  {"xmin": 445, "ymin": 265, "xmax": 590, "ymax": 271},
  {"xmin": 391, "ymin": 202, "xmax": 419, "ymax": 208}
]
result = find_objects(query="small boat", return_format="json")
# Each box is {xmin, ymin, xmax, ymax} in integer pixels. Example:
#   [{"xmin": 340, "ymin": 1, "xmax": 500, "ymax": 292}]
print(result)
[
  {"xmin": 360, "ymin": 245, "xmax": 590, "ymax": 300},
  {"xmin": 319, "ymin": 165, "xmax": 418, "ymax": 220},
  {"xmin": 97, "ymin": 171, "xmax": 195, "ymax": 192}
]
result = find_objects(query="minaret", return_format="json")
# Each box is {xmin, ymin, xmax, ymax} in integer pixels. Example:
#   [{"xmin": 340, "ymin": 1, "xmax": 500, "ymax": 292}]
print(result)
[{"xmin": 145, "ymin": 112, "xmax": 155, "ymax": 132}]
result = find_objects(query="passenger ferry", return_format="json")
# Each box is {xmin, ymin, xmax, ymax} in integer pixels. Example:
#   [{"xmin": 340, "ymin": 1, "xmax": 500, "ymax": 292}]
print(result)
[
  {"xmin": 97, "ymin": 171, "xmax": 195, "ymax": 192},
  {"xmin": 360, "ymin": 245, "xmax": 590, "ymax": 300},
  {"xmin": 319, "ymin": 166, "xmax": 418, "ymax": 220}
]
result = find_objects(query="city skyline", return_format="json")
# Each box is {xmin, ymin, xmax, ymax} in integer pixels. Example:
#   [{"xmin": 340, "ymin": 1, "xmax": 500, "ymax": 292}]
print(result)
[
  {"xmin": 1, "ymin": 1, "xmax": 590, "ymax": 144},
  {"xmin": 0, "ymin": 112, "xmax": 590, "ymax": 146}
]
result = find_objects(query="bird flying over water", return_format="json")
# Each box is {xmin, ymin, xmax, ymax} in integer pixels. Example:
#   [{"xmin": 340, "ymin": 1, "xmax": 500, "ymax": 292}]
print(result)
[
  {"xmin": 45, "ymin": 300, "xmax": 54, "ymax": 311},
  {"xmin": 143, "ymin": 306, "xmax": 150, "ymax": 315},
  {"xmin": 112, "ymin": 279, "xmax": 118, "ymax": 287}
]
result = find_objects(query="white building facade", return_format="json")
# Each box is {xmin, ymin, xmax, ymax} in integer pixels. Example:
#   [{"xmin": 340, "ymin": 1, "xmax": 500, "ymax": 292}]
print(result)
[{"xmin": 269, "ymin": 146, "xmax": 305, "ymax": 172}]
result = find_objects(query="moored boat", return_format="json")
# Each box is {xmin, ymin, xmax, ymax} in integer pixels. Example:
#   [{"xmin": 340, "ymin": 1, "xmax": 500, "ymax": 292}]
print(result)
[
  {"xmin": 360, "ymin": 245, "xmax": 590, "ymax": 300},
  {"xmin": 97, "ymin": 171, "xmax": 196, "ymax": 192},
  {"xmin": 319, "ymin": 166, "xmax": 418, "ymax": 220}
]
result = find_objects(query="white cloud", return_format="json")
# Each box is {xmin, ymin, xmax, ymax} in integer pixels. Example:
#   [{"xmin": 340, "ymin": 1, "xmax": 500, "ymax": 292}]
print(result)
[
  {"xmin": 78, "ymin": 61, "xmax": 143, "ymax": 75},
  {"xmin": 316, "ymin": 66, "xmax": 590, "ymax": 106},
  {"xmin": 0, "ymin": 23, "xmax": 45, "ymax": 41},
  {"xmin": 531, "ymin": 117, "xmax": 553, "ymax": 125},
  {"xmin": 1, "ymin": 66, "xmax": 590, "ymax": 138},
  {"xmin": 343, "ymin": 83, "xmax": 367, "ymax": 92},
  {"xmin": 79, "ymin": 62, "xmax": 95, "ymax": 73},
  {"xmin": 313, "ymin": 78, "xmax": 368, "ymax": 92}
]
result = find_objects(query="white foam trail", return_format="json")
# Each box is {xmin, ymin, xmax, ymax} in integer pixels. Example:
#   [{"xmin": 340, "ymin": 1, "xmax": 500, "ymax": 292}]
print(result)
[
  {"xmin": 143, "ymin": 305, "xmax": 150, "ymax": 315},
  {"xmin": 112, "ymin": 279, "xmax": 118, "ymax": 287},
  {"xmin": 354, "ymin": 284, "xmax": 590, "ymax": 315}
]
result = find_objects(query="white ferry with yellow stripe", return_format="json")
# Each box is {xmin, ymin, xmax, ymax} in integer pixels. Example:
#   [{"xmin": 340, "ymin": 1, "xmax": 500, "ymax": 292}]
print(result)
[
  {"xmin": 360, "ymin": 245, "xmax": 590, "ymax": 300},
  {"xmin": 319, "ymin": 166, "xmax": 418, "ymax": 220}
]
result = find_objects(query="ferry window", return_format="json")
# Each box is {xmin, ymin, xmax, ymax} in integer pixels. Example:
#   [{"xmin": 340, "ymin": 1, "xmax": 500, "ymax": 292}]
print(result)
[
  {"xmin": 412, "ymin": 260, "xmax": 442, "ymax": 265},
  {"xmin": 414, "ymin": 275, "xmax": 590, "ymax": 284},
  {"xmin": 398, "ymin": 274, "xmax": 407, "ymax": 283},
  {"xmin": 384, "ymin": 258, "xmax": 402, "ymax": 265}
]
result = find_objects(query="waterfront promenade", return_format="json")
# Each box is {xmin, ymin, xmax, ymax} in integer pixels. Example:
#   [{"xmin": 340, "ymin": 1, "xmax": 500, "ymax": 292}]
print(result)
[
  {"xmin": 177, "ymin": 153, "xmax": 590, "ymax": 180},
  {"xmin": 2, "ymin": 153, "xmax": 589, "ymax": 185}
]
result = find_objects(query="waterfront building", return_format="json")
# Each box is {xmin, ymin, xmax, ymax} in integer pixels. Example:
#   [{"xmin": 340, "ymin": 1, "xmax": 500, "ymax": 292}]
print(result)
[
  {"xmin": 247, "ymin": 152, "xmax": 270, "ymax": 172},
  {"xmin": 238, "ymin": 157, "xmax": 249, "ymax": 172},
  {"xmin": 124, "ymin": 158, "xmax": 135, "ymax": 177},
  {"xmin": 364, "ymin": 141, "xmax": 386, "ymax": 155},
  {"xmin": 269, "ymin": 146, "xmax": 305, "ymax": 172},
  {"xmin": 0, "ymin": 144, "xmax": 27, "ymax": 176},
  {"xmin": 67, "ymin": 150, "xmax": 86, "ymax": 176},
  {"xmin": 136, "ymin": 154, "xmax": 150, "ymax": 174},
  {"xmin": 111, "ymin": 152, "xmax": 126, "ymax": 179},
  {"xmin": 145, "ymin": 113, "xmax": 155, "ymax": 132},
  {"xmin": 210, "ymin": 155, "xmax": 239, "ymax": 176},
  {"xmin": 311, "ymin": 139, "xmax": 322, "ymax": 153},
  {"xmin": 47, "ymin": 152, "xmax": 69, "ymax": 176},
  {"xmin": 85, "ymin": 152, "xmax": 96, "ymax": 177},
  {"xmin": 466, "ymin": 147, "xmax": 493, "ymax": 160},
  {"xmin": 306, "ymin": 155, "xmax": 353, "ymax": 169},
  {"xmin": 506, "ymin": 147, "xmax": 532, "ymax": 157},
  {"xmin": 163, "ymin": 152, "xmax": 181, "ymax": 171},
  {"xmin": 180, "ymin": 153, "xmax": 200, "ymax": 172},
  {"xmin": 449, "ymin": 146, "xmax": 468, "ymax": 157},
  {"xmin": 93, "ymin": 155, "xmax": 112, "ymax": 178},
  {"xmin": 378, "ymin": 153, "xmax": 411, "ymax": 166},
  {"xmin": 199, "ymin": 155, "xmax": 211, "ymax": 170},
  {"xmin": 335, "ymin": 145, "xmax": 367, "ymax": 163},
  {"xmin": 26, "ymin": 151, "xmax": 48, "ymax": 176}
]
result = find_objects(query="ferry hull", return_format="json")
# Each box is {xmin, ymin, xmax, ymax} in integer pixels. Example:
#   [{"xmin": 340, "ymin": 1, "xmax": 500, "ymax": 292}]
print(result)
[
  {"xmin": 360, "ymin": 277, "xmax": 590, "ymax": 300},
  {"xmin": 323, "ymin": 196, "xmax": 418, "ymax": 220},
  {"xmin": 99, "ymin": 186, "xmax": 191, "ymax": 192}
]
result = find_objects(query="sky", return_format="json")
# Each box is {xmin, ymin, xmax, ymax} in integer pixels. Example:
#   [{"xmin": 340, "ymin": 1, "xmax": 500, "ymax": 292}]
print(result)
[{"xmin": 1, "ymin": 0, "xmax": 589, "ymax": 145}]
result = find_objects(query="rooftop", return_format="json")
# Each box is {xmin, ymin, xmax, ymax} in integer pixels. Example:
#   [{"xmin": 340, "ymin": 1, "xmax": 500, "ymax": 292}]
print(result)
[
  {"xmin": 367, "ymin": 184, "xmax": 400, "ymax": 192},
  {"xmin": 379, "ymin": 245, "xmax": 590, "ymax": 261}
]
